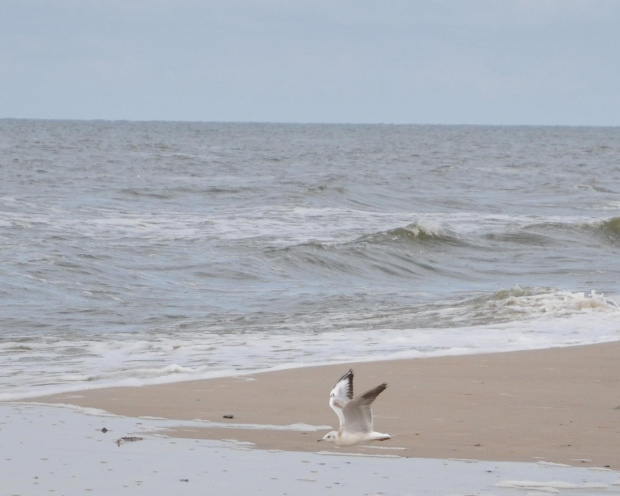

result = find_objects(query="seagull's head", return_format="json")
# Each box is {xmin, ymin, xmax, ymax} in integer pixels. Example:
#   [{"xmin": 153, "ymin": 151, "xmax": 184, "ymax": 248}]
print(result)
[{"xmin": 318, "ymin": 431, "xmax": 338, "ymax": 443}]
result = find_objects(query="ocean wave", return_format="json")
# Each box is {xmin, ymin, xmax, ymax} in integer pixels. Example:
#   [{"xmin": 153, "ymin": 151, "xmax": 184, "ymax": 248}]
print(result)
[
  {"xmin": 262, "ymin": 212, "xmax": 620, "ymax": 286},
  {"xmin": 373, "ymin": 216, "xmax": 620, "ymax": 254},
  {"xmin": 466, "ymin": 287, "xmax": 618, "ymax": 322},
  {"xmin": 595, "ymin": 216, "xmax": 620, "ymax": 241},
  {"xmin": 269, "ymin": 213, "xmax": 619, "ymax": 255},
  {"xmin": 476, "ymin": 215, "xmax": 620, "ymax": 252},
  {"xmin": 267, "ymin": 219, "xmax": 464, "ymax": 279},
  {"xmin": 361, "ymin": 220, "xmax": 458, "ymax": 244},
  {"xmin": 372, "ymin": 287, "xmax": 620, "ymax": 330}
]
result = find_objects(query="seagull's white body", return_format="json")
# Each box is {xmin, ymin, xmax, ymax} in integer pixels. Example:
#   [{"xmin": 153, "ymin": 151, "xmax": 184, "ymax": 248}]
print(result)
[{"xmin": 319, "ymin": 369, "xmax": 391, "ymax": 446}]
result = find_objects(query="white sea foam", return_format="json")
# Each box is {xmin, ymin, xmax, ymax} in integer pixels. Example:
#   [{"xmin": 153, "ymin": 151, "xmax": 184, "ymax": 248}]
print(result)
[{"xmin": 496, "ymin": 479, "xmax": 609, "ymax": 491}]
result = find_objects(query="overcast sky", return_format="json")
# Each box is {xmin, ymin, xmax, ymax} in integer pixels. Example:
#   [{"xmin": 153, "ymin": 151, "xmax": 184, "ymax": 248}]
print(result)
[{"xmin": 2, "ymin": 0, "xmax": 620, "ymax": 125}]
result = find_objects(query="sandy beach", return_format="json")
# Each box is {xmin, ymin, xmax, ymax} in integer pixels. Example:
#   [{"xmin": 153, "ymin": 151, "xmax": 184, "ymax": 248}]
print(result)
[{"xmin": 27, "ymin": 342, "xmax": 620, "ymax": 469}]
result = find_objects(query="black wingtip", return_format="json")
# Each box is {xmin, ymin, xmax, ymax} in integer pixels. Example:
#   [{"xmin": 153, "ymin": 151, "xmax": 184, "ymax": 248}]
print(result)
[
  {"xmin": 335, "ymin": 368, "xmax": 354, "ymax": 399},
  {"xmin": 337, "ymin": 368, "xmax": 353, "ymax": 382}
]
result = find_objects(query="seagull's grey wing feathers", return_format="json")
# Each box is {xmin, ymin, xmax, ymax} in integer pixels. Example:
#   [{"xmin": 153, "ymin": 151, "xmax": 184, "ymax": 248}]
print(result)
[
  {"xmin": 329, "ymin": 369, "xmax": 354, "ymax": 428},
  {"xmin": 341, "ymin": 382, "xmax": 387, "ymax": 434}
]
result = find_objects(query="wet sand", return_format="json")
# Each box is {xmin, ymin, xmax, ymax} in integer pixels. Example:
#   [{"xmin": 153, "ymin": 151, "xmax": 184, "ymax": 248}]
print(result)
[
  {"xmin": 27, "ymin": 342, "xmax": 620, "ymax": 468},
  {"xmin": 4, "ymin": 402, "xmax": 620, "ymax": 496}
]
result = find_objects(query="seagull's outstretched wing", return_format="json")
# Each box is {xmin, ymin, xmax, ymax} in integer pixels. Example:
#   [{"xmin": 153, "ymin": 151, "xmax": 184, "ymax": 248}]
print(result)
[
  {"xmin": 329, "ymin": 369, "xmax": 354, "ymax": 428},
  {"xmin": 341, "ymin": 382, "xmax": 387, "ymax": 434}
]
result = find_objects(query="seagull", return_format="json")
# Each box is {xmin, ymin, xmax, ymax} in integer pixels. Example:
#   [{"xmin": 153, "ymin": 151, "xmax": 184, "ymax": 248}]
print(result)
[{"xmin": 318, "ymin": 369, "xmax": 391, "ymax": 446}]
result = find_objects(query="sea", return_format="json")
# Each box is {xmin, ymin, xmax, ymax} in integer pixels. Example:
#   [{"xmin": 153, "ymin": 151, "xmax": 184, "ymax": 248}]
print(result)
[{"xmin": 1, "ymin": 120, "xmax": 619, "ymax": 401}]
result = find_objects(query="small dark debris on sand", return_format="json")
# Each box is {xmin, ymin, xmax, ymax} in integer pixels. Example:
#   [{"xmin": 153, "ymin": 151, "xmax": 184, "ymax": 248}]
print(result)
[
  {"xmin": 223, "ymin": 414, "xmax": 234, "ymax": 419},
  {"xmin": 116, "ymin": 436, "xmax": 144, "ymax": 447}
]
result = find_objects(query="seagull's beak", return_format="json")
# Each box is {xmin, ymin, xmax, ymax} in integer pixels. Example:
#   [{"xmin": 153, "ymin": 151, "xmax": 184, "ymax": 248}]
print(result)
[{"xmin": 317, "ymin": 439, "xmax": 322, "ymax": 442}]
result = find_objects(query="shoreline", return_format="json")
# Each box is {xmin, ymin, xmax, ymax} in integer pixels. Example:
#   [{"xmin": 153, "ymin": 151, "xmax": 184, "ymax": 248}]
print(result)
[{"xmin": 19, "ymin": 341, "xmax": 620, "ymax": 468}]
